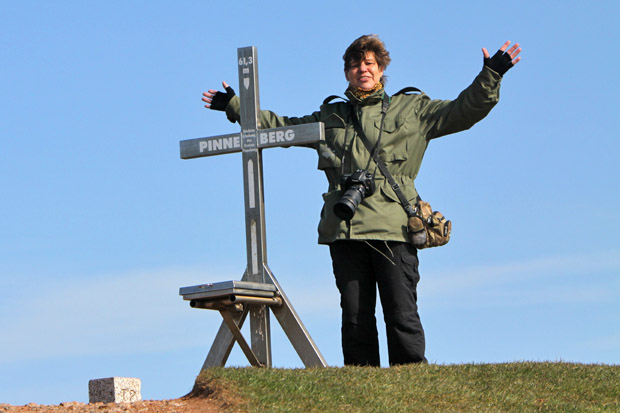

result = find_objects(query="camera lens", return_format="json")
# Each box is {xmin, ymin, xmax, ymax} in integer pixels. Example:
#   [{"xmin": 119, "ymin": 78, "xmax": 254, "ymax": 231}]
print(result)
[{"xmin": 334, "ymin": 185, "xmax": 365, "ymax": 220}]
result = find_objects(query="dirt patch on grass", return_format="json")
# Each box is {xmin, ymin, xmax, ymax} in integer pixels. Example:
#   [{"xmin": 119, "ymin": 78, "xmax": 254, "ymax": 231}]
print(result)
[
  {"xmin": 0, "ymin": 397, "xmax": 224, "ymax": 412},
  {"xmin": 0, "ymin": 377, "xmax": 242, "ymax": 412},
  {"xmin": 0, "ymin": 399, "xmax": 211, "ymax": 412}
]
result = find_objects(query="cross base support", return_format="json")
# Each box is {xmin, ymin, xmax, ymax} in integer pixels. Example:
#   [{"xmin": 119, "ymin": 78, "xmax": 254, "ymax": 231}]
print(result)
[
  {"xmin": 189, "ymin": 294, "xmax": 283, "ymax": 367},
  {"xmin": 180, "ymin": 269, "xmax": 327, "ymax": 370}
]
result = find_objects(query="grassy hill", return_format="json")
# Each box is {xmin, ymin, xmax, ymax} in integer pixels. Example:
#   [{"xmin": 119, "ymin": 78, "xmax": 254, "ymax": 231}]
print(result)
[{"xmin": 190, "ymin": 362, "xmax": 619, "ymax": 412}]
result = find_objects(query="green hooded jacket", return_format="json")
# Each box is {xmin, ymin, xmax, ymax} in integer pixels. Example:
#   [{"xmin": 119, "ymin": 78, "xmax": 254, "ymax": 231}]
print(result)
[{"xmin": 225, "ymin": 65, "xmax": 502, "ymax": 244}]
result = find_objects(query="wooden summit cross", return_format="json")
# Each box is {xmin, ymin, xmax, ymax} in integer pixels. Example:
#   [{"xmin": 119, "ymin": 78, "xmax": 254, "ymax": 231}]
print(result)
[{"xmin": 178, "ymin": 46, "xmax": 327, "ymax": 369}]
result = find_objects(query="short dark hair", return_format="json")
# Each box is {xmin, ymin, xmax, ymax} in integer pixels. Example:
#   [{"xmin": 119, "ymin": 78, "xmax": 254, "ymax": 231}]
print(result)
[{"xmin": 343, "ymin": 34, "xmax": 391, "ymax": 75}]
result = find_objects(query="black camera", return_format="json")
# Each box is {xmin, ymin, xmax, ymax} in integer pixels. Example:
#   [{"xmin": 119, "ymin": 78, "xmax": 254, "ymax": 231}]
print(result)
[{"xmin": 333, "ymin": 169, "xmax": 376, "ymax": 221}]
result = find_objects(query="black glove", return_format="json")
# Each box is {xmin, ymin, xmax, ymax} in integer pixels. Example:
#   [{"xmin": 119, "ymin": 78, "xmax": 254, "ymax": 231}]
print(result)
[
  {"xmin": 210, "ymin": 86, "xmax": 236, "ymax": 111},
  {"xmin": 484, "ymin": 50, "xmax": 514, "ymax": 76}
]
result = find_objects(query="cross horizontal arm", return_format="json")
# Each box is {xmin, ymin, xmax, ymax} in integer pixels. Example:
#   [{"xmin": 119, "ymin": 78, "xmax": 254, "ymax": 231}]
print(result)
[
  {"xmin": 180, "ymin": 132, "xmax": 242, "ymax": 159},
  {"xmin": 180, "ymin": 123, "xmax": 324, "ymax": 159},
  {"xmin": 256, "ymin": 123, "xmax": 324, "ymax": 150}
]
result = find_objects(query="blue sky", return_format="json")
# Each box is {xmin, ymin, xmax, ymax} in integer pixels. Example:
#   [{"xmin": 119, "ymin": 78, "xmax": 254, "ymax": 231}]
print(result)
[{"xmin": 2, "ymin": 0, "xmax": 619, "ymax": 405}]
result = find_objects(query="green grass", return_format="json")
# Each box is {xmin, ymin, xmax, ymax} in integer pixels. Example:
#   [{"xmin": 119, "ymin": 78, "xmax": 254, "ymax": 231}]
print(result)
[{"xmin": 191, "ymin": 362, "xmax": 620, "ymax": 412}]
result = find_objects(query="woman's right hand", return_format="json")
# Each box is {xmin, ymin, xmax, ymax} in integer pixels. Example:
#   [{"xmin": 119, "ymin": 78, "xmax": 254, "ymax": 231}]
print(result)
[{"xmin": 202, "ymin": 81, "xmax": 235, "ymax": 110}]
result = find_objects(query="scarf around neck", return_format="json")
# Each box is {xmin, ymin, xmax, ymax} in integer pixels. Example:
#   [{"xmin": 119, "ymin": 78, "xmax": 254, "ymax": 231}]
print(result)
[{"xmin": 347, "ymin": 81, "xmax": 383, "ymax": 101}]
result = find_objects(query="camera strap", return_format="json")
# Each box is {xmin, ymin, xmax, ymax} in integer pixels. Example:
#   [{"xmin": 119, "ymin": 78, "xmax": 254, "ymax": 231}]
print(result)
[{"xmin": 350, "ymin": 93, "xmax": 418, "ymax": 218}]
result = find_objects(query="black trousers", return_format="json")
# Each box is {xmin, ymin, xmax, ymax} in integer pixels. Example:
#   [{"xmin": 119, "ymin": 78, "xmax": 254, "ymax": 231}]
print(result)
[{"xmin": 329, "ymin": 240, "xmax": 426, "ymax": 366}]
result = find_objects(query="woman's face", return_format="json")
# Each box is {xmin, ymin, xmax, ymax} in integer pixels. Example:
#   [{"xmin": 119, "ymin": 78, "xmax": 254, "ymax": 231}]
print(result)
[{"xmin": 345, "ymin": 51, "xmax": 384, "ymax": 90}]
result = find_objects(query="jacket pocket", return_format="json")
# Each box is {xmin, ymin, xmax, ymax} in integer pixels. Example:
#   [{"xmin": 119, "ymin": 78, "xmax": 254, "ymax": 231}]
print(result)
[
  {"xmin": 318, "ymin": 189, "xmax": 344, "ymax": 240},
  {"xmin": 375, "ymin": 116, "xmax": 409, "ymax": 162}
]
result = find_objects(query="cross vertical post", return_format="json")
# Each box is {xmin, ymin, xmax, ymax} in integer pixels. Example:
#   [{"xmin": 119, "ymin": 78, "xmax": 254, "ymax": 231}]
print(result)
[{"xmin": 238, "ymin": 46, "xmax": 271, "ymax": 366}]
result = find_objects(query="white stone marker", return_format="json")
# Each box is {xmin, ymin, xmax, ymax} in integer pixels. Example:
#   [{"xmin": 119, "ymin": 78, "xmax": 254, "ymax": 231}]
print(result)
[{"xmin": 88, "ymin": 377, "xmax": 142, "ymax": 403}]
